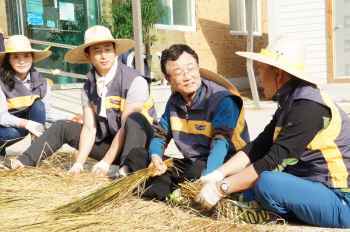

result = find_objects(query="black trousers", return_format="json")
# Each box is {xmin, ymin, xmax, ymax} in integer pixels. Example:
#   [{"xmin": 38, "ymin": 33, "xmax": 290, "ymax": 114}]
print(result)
[
  {"xmin": 127, "ymin": 147, "xmax": 206, "ymax": 201},
  {"xmin": 18, "ymin": 112, "xmax": 155, "ymax": 167}
]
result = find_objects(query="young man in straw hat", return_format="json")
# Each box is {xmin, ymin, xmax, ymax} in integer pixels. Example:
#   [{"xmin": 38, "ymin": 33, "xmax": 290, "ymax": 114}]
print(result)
[
  {"xmin": 126, "ymin": 44, "xmax": 250, "ymax": 201},
  {"xmin": 194, "ymin": 36, "xmax": 350, "ymax": 228},
  {"xmin": 10, "ymin": 26, "xmax": 158, "ymax": 178}
]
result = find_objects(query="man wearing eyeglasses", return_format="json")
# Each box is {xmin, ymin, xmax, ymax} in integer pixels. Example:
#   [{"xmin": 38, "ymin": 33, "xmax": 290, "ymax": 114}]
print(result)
[{"xmin": 127, "ymin": 44, "xmax": 249, "ymax": 201}]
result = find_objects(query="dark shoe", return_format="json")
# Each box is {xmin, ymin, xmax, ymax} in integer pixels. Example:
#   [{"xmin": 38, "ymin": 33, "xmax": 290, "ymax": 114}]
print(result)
[{"xmin": 214, "ymin": 199, "xmax": 279, "ymax": 224}]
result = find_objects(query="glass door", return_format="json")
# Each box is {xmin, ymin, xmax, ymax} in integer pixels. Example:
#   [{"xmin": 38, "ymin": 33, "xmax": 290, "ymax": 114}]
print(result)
[{"xmin": 5, "ymin": 0, "xmax": 101, "ymax": 87}]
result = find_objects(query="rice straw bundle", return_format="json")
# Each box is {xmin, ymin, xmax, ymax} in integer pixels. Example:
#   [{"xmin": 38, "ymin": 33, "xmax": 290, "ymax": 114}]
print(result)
[
  {"xmin": 54, "ymin": 158, "xmax": 174, "ymax": 214},
  {"xmin": 178, "ymin": 180, "xmax": 201, "ymax": 200}
]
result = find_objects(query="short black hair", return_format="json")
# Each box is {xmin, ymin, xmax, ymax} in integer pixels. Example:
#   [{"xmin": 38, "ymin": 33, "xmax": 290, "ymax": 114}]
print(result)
[
  {"xmin": 84, "ymin": 42, "xmax": 116, "ymax": 55},
  {"xmin": 161, "ymin": 44, "xmax": 199, "ymax": 77}
]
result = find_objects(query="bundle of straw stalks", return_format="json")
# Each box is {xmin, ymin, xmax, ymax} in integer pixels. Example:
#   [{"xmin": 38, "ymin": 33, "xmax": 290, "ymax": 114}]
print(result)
[
  {"xmin": 54, "ymin": 158, "xmax": 174, "ymax": 214},
  {"xmin": 0, "ymin": 150, "xmax": 287, "ymax": 231}
]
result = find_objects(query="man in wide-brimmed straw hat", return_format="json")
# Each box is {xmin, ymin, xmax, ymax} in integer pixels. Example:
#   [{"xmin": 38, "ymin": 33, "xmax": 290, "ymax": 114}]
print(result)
[
  {"xmin": 126, "ymin": 44, "xmax": 250, "ymax": 202},
  {"xmin": 194, "ymin": 36, "xmax": 350, "ymax": 227},
  {"xmin": 11, "ymin": 26, "xmax": 159, "ymax": 178}
]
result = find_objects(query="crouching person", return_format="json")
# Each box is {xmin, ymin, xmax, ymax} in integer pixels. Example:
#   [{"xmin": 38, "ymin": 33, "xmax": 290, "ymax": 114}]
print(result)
[
  {"xmin": 8, "ymin": 26, "xmax": 158, "ymax": 177},
  {"xmin": 127, "ymin": 44, "xmax": 249, "ymax": 201},
  {"xmin": 194, "ymin": 36, "xmax": 350, "ymax": 228}
]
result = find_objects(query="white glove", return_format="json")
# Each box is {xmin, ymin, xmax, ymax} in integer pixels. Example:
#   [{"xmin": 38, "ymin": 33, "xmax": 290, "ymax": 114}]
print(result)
[
  {"xmin": 25, "ymin": 120, "xmax": 45, "ymax": 137},
  {"xmin": 194, "ymin": 181, "xmax": 224, "ymax": 211},
  {"xmin": 69, "ymin": 163, "xmax": 83, "ymax": 175},
  {"xmin": 91, "ymin": 160, "xmax": 110, "ymax": 178},
  {"xmin": 197, "ymin": 170, "xmax": 224, "ymax": 186}
]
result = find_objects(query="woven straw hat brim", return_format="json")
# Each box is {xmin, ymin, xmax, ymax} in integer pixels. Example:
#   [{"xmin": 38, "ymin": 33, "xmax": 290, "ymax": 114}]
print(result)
[
  {"xmin": 236, "ymin": 51, "xmax": 322, "ymax": 85},
  {"xmin": 170, "ymin": 68, "xmax": 240, "ymax": 96},
  {"xmin": 199, "ymin": 68, "xmax": 241, "ymax": 96},
  {"xmin": 64, "ymin": 39, "xmax": 135, "ymax": 63},
  {"xmin": 0, "ymin": 49, "xmax": 52, "ymax": 65}
]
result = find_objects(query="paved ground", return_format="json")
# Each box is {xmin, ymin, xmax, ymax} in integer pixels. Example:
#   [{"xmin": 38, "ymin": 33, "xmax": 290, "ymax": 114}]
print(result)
[{"xmin": 5, "ymin": 86, "xmax": 350, "ymax": 231}]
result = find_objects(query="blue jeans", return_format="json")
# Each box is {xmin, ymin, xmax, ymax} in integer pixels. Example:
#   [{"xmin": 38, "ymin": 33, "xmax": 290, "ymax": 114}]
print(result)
[
  {"xmin": 0, "ymin": 99, "xmax": 46, "ymax": 156},
  {"xmin": 255, "ymin": 171, "xmax": 350, "ymax": 228}
]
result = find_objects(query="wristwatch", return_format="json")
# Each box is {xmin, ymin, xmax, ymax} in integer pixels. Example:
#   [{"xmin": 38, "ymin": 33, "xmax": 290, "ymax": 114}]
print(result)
[{"xmin": 220, "ymin": 178, "xmax": 231, "ymax": 195}]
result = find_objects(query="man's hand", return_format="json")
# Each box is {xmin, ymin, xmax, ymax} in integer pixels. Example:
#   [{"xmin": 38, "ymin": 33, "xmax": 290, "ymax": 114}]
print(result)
[
  {"xmin": 69, "ymin": 163, "xmax": 83, "ymax": 175},
  {"xmin": 149, "ymin": 154, "xmax": 167, "ymax": 177},
  {"xmin": 91, "ymin": 160, "xmax": 110, "ymax": 178},
  {"xmin": 197, "ymin": 170, "xmax": 224, "ymax": 186},
  {"xmin": 25, "ymin": 120, "xmax": 45, "ymax": 137},
  {"xmin": 194, "ymin": 182, "xmax": 224, "ymax": 211}
]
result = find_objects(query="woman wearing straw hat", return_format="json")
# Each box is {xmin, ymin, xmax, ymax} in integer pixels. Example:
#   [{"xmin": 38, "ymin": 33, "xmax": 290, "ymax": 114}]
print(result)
[
  {"xmin": 0, "ymin": 35, "xmax": 72, "ymax": 157},
  {"xmin": 126, "ymin": 44, "xmax": 250, "ymax": 202},
  {"xmin": 194, "ymin": 36, "xmax": 350, "ymax": 228},
  {"xmin": 10, "ymin": 26, "xmax": 158, "ymax": 178}
]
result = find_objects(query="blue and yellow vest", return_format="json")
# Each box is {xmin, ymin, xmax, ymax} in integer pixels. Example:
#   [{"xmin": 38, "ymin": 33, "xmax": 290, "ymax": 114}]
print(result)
[
  {"xmin": 168, "ymin": 78, "xmax": 249, "ymax": 161},
  {"xmin": 274, "ymin": 81, "xmax": 350, "ymax": 189},
  {"xmin": 0, "ymin": 67, "xmax": 47, "ymax": 118},
  {"xmin": 84, "ymin": 60, "xmax": 158, "ymax": 142}
]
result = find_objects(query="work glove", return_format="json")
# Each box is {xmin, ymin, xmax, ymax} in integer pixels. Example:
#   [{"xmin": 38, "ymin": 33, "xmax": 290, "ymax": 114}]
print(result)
[
  {"xmin": 197, "ymin": 170, "xmax": 224, "ymax": 186},
  {"xmin": 91, "ymin": 160, "xmax": 110, "ymax": 178},
  {"xmin": 69, "ymin": 163, "xmax": 83, "ymax": 175},
  {"xmin": 194, "ymin": 181, "xmax": 224, "ymax": 211},
  {"xmin": 25, "ymin": 120, "xmax": 45, "ymax": 137},
  {"xmin": 68, "ymin": 115, "xmax": 84, "ymax": 123}
]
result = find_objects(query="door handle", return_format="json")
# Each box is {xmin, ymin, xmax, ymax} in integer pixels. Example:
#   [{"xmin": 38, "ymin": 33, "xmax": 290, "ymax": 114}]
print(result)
[
  {"xmin": 61, "ymin": 30, "xmax": 81, "ymax": 33},
  {"xmin": 335, "ymin": 24, "xmax": 341, "ymax": 30},
  {"xmin": 30, "ymin": 28, "xmax": 81, "ymax": 33}
]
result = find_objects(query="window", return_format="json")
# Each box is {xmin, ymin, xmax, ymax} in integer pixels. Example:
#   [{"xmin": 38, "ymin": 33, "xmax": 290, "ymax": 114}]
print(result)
[
  {"xmin": 229, "ymin": 0, "xmax": 261, "ymax": 36},
  {"xmin": 155, "ymin": 0, "xmax": 196, "ymax": 31}
]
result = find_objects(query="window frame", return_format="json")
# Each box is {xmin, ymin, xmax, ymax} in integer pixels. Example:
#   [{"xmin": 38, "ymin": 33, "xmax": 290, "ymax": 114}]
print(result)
[
  {"xmin": 155, "ymin": 0, "xmax": 197, "ymax": 32},
  {"xmin": 229, "ymin": 0, "xmax": 262, "ymax": 36}
]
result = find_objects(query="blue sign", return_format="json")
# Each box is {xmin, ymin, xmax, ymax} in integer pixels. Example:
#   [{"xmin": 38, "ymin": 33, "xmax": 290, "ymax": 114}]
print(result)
[
  {"xmin": 26, "ymin": 0, "xmax": 43, "ymax": 14},
  {"xmin": 27, "ymin": 13, "xmax": 43, "ymax": 26}
]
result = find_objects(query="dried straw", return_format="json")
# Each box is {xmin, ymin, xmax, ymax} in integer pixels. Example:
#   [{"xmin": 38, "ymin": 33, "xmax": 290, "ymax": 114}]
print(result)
[
  {"xmin": 0, "ymin": 151, "xmax": 288, "ymax": 231},
  {"xmin": 54, "ymin": 158, "xmax": 174, "ymax": 214}
]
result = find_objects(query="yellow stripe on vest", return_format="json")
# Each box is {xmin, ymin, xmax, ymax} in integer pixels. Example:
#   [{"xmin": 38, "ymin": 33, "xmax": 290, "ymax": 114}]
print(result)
[
  {"xmin": 91, "ymin": 101, "xmax": 96, "ymax": 113},
  {"xmin": 105, "ymin": 96, "xmax": 125, "ymax": 111},
  {"xmin": 226, "ymin": 87, "xmax": 247, "ymax": 150},
  {"xmin": 306, "ymin": 92, "xmax": 348, "ymax": 188},
  {"xmin": 232, "ymin": 108, "xmax": 247, "ymax": 150},
  {"xmin": 170, "ymin": 117, "xmax": 212, "ymax": 138},
  {"xmin": 273, "ymin": 127, "xmax": 282, "ymax": 142},
  {"xmin": 141, "ymin": 91, "xmax": 154, "ymax": 125},
  {"xmin": 7, "ymin": 95, "xmax": 40, "ymax": 109}
]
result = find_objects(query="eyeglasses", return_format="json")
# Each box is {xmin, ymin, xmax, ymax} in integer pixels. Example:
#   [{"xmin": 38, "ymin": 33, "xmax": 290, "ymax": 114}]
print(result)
[{"xmin": 170, "ymin": 65, "xmax": 199, "ymax": 79}]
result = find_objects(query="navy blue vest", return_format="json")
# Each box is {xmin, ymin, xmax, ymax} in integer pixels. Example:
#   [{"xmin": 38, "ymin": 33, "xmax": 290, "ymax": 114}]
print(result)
[
  {"xmin": 168, "ymin": 78, "xmax": 249, "ymax": 161},
  {"xmin": 0, "ymin": 67, "xmax": 47, "ymax": 118},
  {"xmin": 83, "ymin": 60, "xmax": 158, "ymax": 142}
]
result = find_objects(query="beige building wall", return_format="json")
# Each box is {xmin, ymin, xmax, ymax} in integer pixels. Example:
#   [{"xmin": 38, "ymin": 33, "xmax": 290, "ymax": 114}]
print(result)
[
  {"xmin": 0, "ymin": 0, "xmax": 8, "ymax": 36},
  {"xmin": 149, "ymin": 0, "xmax": 268, "ymax": 80}
]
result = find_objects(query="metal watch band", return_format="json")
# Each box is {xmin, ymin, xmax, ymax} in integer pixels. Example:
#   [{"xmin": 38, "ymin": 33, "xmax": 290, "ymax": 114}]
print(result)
[{"xmin": 221, "ymin": 178, "xmax": 231, "ymax": 195}]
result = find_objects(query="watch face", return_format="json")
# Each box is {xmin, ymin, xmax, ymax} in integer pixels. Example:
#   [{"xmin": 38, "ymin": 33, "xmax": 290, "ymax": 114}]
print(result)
[{"xmin": 222, "ymin": 183, "xmax": 229, "ymax": 191}]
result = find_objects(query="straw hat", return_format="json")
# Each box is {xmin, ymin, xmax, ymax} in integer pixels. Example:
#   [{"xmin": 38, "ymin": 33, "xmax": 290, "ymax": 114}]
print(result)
[
  {"xmin": 0, "ymin": 35, "xmax": 52, "ymax": 65},
  {"xmin": 64, "ymin": 26, "xmax": 135, "ymax": 63},
  {"xmin": 236, "ymin": 35, "xmax": 322, "ymax": 85},
  {"xmin": 171, "ymin": 67, "xmax": 241, "ymax": 97}
]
